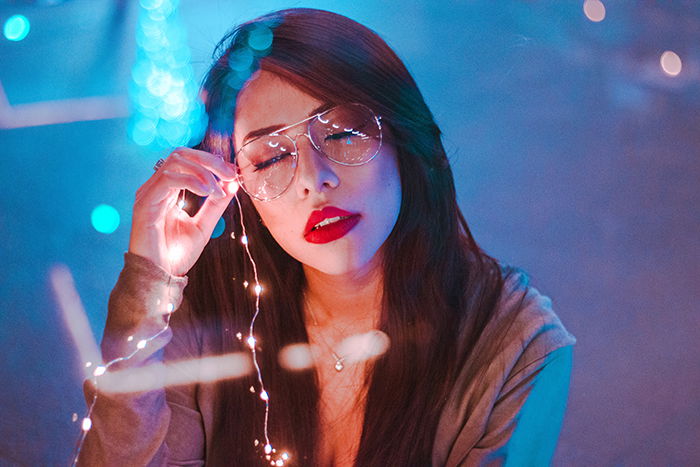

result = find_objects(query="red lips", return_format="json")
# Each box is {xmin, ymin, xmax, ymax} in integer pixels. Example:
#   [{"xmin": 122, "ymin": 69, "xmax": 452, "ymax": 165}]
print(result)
[{"xmin": 304, "ymin": 206, "xmax": 361, "ymax": 244}]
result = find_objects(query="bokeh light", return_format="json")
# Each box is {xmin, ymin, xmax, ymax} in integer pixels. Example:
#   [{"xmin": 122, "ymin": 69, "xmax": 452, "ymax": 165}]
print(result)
[
  {"xmin": 211, "ymin": 216, "xmax": 226, "ymax": 238},
  {"xmin": 247, "ymin": 24, "xmax": 273, "ymax": 51},
  {"xmin": 91, "ymin": 204, "xmax": 120, "ymax": 234},
  {"xmin": 129, "ymin": 0, "xmax": 207, "ymax": 150},
  {"xmin": 660, "ymin": 50, "xmax": 682, "ymax": 77},
  {"xmin": 583, "ymin": 0, "xmax": 606, "ymax": 23},
  {"xmin": 3, "ymin": 14, "xmax": 30, "ymax": 41}
]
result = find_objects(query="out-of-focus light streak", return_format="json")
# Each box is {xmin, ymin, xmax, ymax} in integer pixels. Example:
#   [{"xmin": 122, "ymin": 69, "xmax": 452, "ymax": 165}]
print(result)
[
  {"xmin": 0, "ymin": 81, "xmax": 128, "ymax": 129},
  {"xmin": 660, "ymin": 50, "xmax": 682, "ymax": 77},
  {"xmin": 278, "ymin": 343, "xmax": 314, "ymax": 371},
  {"xmin": 51, "ymin": 262, "xmax": 252, "ymax": 390},
  {"xmin": 97, "ymin": 353, "xmax": 253, "ymax": 394},
  {"xmin": 49, "ymin": 265, "xmax": 102, "ymax": 380},
  {"xmin": 3, "ymin": 14, "xmax": 30, "ymax": 41},
  {"xmin": 278, "ymin": 330, "xmax": 391, "ymax": 372},
  {"xmin": 583, "ymin": 0, "xmax": 606, "ymax": 23}
]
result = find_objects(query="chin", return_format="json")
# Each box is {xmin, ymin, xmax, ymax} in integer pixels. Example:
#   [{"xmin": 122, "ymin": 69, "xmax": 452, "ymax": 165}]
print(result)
[{"xmin": 302, "ymin": 246, "xmax": 382, "ymax": 277}]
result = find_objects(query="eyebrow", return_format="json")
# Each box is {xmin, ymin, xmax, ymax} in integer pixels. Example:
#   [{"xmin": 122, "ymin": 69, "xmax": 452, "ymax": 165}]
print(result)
[{"xmin": 242, "ymin": 102, "xmax": 334, "ymax": 144}]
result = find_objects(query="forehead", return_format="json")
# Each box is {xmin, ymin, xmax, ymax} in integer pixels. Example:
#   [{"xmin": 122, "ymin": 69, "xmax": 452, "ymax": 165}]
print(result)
[{"xmin": 233, "ymin": 71, "xmax": 323, "ymax": 150}]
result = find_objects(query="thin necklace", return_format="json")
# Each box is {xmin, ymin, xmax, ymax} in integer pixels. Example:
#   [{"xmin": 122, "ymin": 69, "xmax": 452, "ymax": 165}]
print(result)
[{"xmin": 305, "ymin": 300, "xmax": 349, "ymax": 372}]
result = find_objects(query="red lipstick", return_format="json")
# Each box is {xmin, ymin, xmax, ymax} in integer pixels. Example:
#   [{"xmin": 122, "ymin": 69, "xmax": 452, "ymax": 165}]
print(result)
[{"xmin": 304, "ymin": 206, "xmax": 361, "ymax": 244}]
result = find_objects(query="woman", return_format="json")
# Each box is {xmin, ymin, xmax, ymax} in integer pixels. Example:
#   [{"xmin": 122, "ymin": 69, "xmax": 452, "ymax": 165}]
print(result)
[{"xmin": 81, "ymin": 8, "xmax": 576, "ymax": 466}]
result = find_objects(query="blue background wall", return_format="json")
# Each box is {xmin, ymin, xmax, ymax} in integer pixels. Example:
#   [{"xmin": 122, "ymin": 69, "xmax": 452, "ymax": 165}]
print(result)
[{"xmin": 1, "ymin": 1, "xmax": 698, "ymax": 465}]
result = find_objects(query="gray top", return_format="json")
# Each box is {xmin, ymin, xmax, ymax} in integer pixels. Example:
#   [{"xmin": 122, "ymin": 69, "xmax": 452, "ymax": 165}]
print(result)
[{"xmin": 80, "ymin": 253, "xmax": 576, "ymax": 466}]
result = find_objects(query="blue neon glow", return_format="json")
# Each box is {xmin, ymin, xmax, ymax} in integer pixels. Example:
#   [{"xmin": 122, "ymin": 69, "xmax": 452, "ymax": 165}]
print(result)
[
  {"xmin": 3, "ymin": 15, "xmax": 30, "ymax": 42},
  {"xmin": 91, "ymin": 204, "xmax": 121, "ymax": 234},
  {"xmin": 129, "ymin": 0, "xmax": 207, "ymax": 150}
]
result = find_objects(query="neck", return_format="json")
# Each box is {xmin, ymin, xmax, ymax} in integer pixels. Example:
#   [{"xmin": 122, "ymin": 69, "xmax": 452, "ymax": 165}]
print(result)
[{"xmin": 302, "ymin": 259, "xmax": 383, "ymax": 331}]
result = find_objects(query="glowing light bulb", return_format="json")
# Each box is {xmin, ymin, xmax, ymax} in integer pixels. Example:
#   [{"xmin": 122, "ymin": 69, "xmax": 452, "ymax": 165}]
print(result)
[
  {"xmin": 260, "ymin": 390, "xmax": 269, "ymax": 401},
  {"xmin": 81, "ymin": 417, "xmax": 92, "ymax": 431},
  {"xmin": 247, "ymin": 336, "xmax": 256, "ymax": 349},
  {"xmin": 168, "ymin": 244, "xmax": 185, "ymax": 263},
  {"xmin": 264, "ymin": 444, "xmax": 272, "ymax": 454},
  {"xmin": 250, "ymin": 386, "xmax": 256, "ymax": 393},
  {"xmin": 243, "ymin": 280, "xmax": 249, "ymax": 288},
  {"xmin": 93, "ymin": 366, "xmax": 107, "ymax": 376},
  {"xmin": 137, "ymin": 339, "xmax": 148, "ymax": 349},
  {"xmin": 236, "ymin": 332, "xmax": 242, "ymax": 340},
  {"xmin": 127, "ymin": 335, "xmax": 134, "ymax": 342},
  {"xmin": 276, "ymin": 460, "xmax": 284, "ymax": 466},
  {"xmin": 241, "ymin": 235, "xmax": 248, "ymax": 245},
  {"xmin": 254, "ymin": 284, "xmax": 263, "ymax": 296},
  {"xmin": 282, "ymin": 453, "xmax": 289, "ymax": 460},
  {"xmin": 583, "ymin": 0, "xmax": 606, "ymax": 22},
  {"xmin": 660, "ymin": 50, "xmax": 682, "ymax": 77},
  {"xmin": 226, "ymin": 180, "xmax": 239, "ymax": 194},
  {"xmin": 167, "ymin": 302, "xmax": 175, "ymax": 313},
  {"xmin": 177, "ymin": 199, "xmax": 186, "ymax": 209},
  {"xmin": 85, "ymin": 361, "xmax": 92, "ymax": 368}
]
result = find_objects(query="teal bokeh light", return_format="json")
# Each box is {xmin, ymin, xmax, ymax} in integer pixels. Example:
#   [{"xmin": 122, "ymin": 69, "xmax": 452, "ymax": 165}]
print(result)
[
  {"xmin": 129, "ymin": 0, "xmax": 205, "ymax": 150},
  {"xmin": 248, "ymin": 24, "xmax": 273, "ymax": 51},
  {"xmin": 211, "ymin": 216, "xmax": 226, "ymax": 239},
  {"xmin": 4, "ymin": 14, "xmax": 30, "ymax": 42},
  {"xmin": 91, "ymin": 204, "xmax": 121, "ymax": 234}
]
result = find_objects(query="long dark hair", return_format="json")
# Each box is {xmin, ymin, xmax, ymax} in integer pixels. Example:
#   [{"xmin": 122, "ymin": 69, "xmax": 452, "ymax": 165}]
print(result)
[{"xmin": 185, "ymin": 8, "xmax": 524, "ymax": 466}]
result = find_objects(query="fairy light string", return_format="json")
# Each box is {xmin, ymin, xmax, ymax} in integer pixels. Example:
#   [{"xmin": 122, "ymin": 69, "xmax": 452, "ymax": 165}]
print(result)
[
  {"xmin": 233, "ymin": 194, "xmax": 282, "ymax": 462},
  {"xmin": 70, "ymin": 189, "xmax": 185, "ymax": 466},
  {"xmin": 71, "ymin": 185, "xmax": 289, "ymax": 465}
]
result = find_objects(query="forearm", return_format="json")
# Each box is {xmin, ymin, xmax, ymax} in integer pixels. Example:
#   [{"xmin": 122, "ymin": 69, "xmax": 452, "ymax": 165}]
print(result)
[{"xmin": 79, "ymin": 253, "xmax": 188, "ymax": 466}]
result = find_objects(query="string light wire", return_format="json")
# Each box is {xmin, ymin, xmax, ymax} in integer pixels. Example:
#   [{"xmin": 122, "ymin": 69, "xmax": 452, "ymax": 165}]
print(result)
[
  {"xmin": 234, "ymin": 194, "xmax": 286, "ymax": 462},
  {"xmin": 69, "ymin": 185, "xmax": 288, "ymax": 465},
  {"xmin": 69, "ymin": 190, "xmax": 185, "ymax": 466}
]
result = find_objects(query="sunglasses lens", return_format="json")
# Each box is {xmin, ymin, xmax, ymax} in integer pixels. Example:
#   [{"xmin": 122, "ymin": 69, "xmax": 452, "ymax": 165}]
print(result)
[
  {"xmin": 235, "ymin": 104, "xmax": 382, "ymax": 201},
  {"xmin": 310, "ymin": 103, "xmax": 381, "ymax": 165},
  {"xmin": 236, "ymin": 135, "xmax": 297, "ymax": 200}
]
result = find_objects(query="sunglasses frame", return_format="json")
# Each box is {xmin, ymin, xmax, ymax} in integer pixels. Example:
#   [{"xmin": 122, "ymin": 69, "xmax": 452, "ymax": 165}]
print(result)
[{"xmin": 234, "ymin": 102, "xmax": 383, "ymax": 201}]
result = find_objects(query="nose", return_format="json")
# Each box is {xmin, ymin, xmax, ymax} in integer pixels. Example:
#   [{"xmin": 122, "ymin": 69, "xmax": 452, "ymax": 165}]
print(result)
[{"xmin": 293, "ymin": 134, "xmax": 340, "ymax": 198}]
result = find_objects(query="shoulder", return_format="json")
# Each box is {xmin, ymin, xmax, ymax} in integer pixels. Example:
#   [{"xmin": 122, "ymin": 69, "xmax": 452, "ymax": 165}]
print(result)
[
  {"xmin": 487, "ymin": 266, "xmax": 577, "ymax": 375},
  {"xmin": 433, "ymin": 265, "xmax": 576, "ymax": 465}
]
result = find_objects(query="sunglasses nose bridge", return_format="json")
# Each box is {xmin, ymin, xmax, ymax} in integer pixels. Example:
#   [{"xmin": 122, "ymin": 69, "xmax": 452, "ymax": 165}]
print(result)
[{"xmin": 288, "ymin": 131, "xmax": 317, "ymax": 151}]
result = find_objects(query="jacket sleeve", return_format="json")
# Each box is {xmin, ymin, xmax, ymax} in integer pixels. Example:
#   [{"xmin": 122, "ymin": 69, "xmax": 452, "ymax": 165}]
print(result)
[
  {"xmin": 79, "ymin": 253, "xmax": 205, "ymax": 467},
  {"xmin": 459, "ymin": 344, "xmax": 574, "ymax": 466},
  {"xmin": 434, "ymin": 275, "xmax": 577, "ymax": 467}
]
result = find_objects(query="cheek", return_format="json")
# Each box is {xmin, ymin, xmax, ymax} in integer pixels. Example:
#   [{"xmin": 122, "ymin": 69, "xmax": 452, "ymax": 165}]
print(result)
[{"xmin": 252, "ymin": 201, "xmax": 300, "ymax": 253}]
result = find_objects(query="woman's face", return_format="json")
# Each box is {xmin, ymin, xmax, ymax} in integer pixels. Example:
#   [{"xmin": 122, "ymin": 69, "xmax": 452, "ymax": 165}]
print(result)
[{"xmin": 233, "ymin": 71, "xmax": 402, "ymax": 277}]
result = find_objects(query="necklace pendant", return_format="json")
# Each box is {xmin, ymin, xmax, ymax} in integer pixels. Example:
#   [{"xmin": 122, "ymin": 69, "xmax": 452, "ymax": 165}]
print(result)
[{"xmin": 334, "ymin": 360, "xmax": 344, "ymax": 372}]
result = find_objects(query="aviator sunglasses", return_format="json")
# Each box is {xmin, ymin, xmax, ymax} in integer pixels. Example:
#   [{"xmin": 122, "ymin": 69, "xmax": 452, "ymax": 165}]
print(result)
[{"xmin": 234, "ymin": 103, "xmax": 383, "ymax": 201}]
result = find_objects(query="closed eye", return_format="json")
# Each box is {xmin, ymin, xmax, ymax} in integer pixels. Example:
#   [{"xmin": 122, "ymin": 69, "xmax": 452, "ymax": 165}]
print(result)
[
  {"xmin": 253, "ymin": 152, "xmax": 293, "ymax": 172},
  {"xmin": 324, "ymin": 131, "xmax": 356, "ymax": 141}
]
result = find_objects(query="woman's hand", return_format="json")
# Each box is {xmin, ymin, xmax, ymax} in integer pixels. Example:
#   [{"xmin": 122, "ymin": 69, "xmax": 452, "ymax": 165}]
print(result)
[{"xmin": 128, "ymin": 147, "xmax": 239, "ymax": 276}]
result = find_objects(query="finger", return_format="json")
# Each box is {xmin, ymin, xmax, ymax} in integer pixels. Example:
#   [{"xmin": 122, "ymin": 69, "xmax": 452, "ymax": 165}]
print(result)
[
  {"xmin": 165, "ymin": 154, "xmax": 227, "ymax": 198},
  {"xmin": 193, "ymin": 181, "xmax": 239, "ymax": 234},
  {"xmin": 141, "ymin": 170, "xmax": 214, "ymax": 207},
  {"xmin": 171, "ymin": 147, "xmax": 237, "ymax": 181}
]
